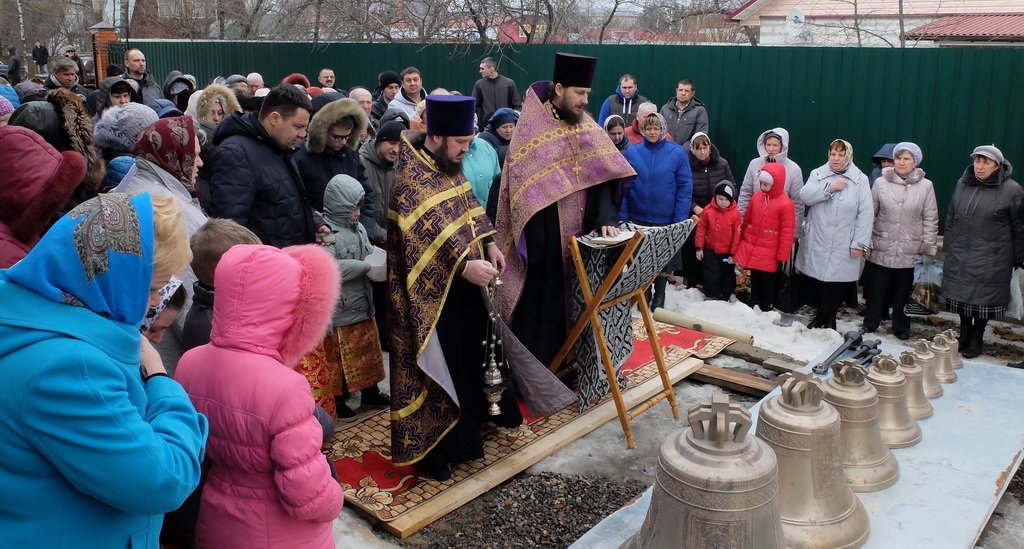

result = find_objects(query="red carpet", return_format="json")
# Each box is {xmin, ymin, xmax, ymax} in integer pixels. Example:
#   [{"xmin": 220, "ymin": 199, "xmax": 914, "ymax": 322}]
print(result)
[{"xmin": 330, "ymin": 319, "xmax": 732, "ymax": 526}]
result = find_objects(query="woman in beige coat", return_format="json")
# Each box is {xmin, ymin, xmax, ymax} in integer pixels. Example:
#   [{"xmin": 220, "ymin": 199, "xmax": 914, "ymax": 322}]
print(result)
[{"xmin": 862, "ymin": 142, "xmax": 939, "ymax": 339}]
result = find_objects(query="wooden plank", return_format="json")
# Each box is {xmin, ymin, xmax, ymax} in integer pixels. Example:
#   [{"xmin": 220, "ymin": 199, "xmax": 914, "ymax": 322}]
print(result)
[
  {"xmin": 690, "ymin": 364, "xmax": 777, "ymax": 397},
  {"xmin": 381, "ymin": 356, "xmax": 705, "ymax": 538}
]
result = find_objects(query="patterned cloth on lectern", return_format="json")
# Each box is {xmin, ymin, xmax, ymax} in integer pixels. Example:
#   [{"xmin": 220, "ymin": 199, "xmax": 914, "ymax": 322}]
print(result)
[{"xmin": 572, "ymin": 220, "xmax": 694, "ymax": 410}]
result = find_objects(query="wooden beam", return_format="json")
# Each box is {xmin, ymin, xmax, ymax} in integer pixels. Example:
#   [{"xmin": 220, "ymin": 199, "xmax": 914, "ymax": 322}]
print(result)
[
  {"xmin": 762, "ymin": 357, "xmax": 808, "ymax": 375},
  {"xmin": 719, "ymin": 340, "xmax": 803, "ymax": 368},
  {"xmin": 690, "ymin": 364, "xmax": 777, "ymax": 397}
]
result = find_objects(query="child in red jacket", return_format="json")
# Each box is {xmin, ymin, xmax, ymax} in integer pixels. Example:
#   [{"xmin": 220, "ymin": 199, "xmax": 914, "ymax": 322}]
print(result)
[
  {"xmin": 734, "ymin": 164, "xmax": 795, "ymax": 311},
  {"xmin": 695, "ymin": 181, "xmax": 743, "ymax": 300}
]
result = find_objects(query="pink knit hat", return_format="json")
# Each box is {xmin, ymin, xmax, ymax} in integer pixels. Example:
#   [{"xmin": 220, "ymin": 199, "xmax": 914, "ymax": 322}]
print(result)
[{"xmin": 0, "ymin": 95, "xmax": 13, "ymax": 118}]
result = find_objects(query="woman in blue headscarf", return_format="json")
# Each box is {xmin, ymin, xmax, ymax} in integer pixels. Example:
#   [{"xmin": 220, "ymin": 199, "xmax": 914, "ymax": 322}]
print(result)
[{"xmin": 0, "ymin": 193, "xmax": 208, "ymax": 548}]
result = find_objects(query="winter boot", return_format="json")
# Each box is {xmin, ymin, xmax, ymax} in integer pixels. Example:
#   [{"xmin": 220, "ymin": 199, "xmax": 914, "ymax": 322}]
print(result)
[
  {"xmin": 958, "ymin": 314, "xmax": 972, "ymax": 348},
  {"xmin": 651, "ymin": 276, "xmax": 668, "ymax": 310},
  {"xmin": 360, "ymin": 385, "xmax": 390, "ymax": 407},
  {"xmin": 961, "ymin": 318, "xmax": 987, "ymax": 359}
]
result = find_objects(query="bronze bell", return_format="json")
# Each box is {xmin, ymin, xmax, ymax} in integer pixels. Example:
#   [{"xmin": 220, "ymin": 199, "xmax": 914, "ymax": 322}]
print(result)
[
  {"xmin": 930, "ymin": 334, "xmax": 958, "ymax": 384},
  {"xmin": 622, "ymin": 394, "xmax": 784, "ymax": 549},
  {"xmin": 944, "ymin": 329, "xmax": 964, "ymax": 369},
  {"xmin": 898, "ymin": 351, "xmax": 933, "ymax": 420},
  {"xmin": 822, "ymin": 360, "xmax": 900, "ymax": 492},
  {"xmin": 756, "ymin": 369, "xmax": 870, "ymax": 549},
  {"xmin": 867, "ymin": 354, "xmax": 922, "ymax": 448},
  {"xmin": 912, "ymin": 340, "xmax": 943, "ymax": 398}
]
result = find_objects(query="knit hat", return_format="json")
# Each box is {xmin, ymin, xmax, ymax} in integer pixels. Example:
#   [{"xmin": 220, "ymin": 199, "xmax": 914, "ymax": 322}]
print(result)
[
  {"xmin": 378, "ymin": 70, "xmax": 401, "ymax": 89},
  {"xmin": 93, "ymin": 103, "xmax": 159, "ymax": 153},
  {"xmin": 376, "ymin": 120, "xmax": 404, "ymax": 143},
  {"xmin": 379, "ymin": 108, "xmax": 410, "ymax": 129},
  {"xmin": 15, "ymin": 81, "xmax": 46, "ymax": 102},
  {"xmin": 0, "ymin": 95, "xmax": 13, "ymax": 118},
  {"xmin": 714, "ymin": 180, "xmax": 735, "ymax": 203},
  {"xmin": 893, "ymin": 142, "xmax": 922, "ymax": 165},
  {"xmin": 487, "ymin": 107, "xmax": 519, "ymax": 129},
  {"xmin": 306, "ymin": 86, "xmax": 323, "ymax": 99},
  {"xmin": 0, "ymin": 84, "xmax": 18, "ymax": 110},
  {"xmin": 148, "ymin": 98, "xmax": 183, "ymax": 119},
  {"xmin": 311, "ymin": 91, "xmax": 345, "ymax": 113}
]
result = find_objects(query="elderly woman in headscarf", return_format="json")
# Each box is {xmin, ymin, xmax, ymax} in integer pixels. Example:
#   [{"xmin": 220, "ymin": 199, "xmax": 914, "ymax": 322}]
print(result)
[
  {"xmin": 479, "ymin": 107, "xmax": 519, "ymax": 167},
  {"xmin": 862, "ymin": 142, "xmax": 938, "ymax": 339},
  {"xmin": 0, "ymin": 193, "xmax": 207, "ymax": 546},
  {"xmin": 620, "ymin": 112, "xmax": 692, "ymax": 310},
  {"xmin": 941, "ymin": 145, "xmax": 1024, "ymax": 358},
  {"xmin": 796, "ymin": 139, "xmax": 873, "ymax": 330}
]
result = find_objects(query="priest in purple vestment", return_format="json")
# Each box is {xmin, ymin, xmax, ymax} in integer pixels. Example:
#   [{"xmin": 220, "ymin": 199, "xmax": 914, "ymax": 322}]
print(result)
[{"xmin": 493, "ymin": 52, "xmax": 637, "ymax": 370}]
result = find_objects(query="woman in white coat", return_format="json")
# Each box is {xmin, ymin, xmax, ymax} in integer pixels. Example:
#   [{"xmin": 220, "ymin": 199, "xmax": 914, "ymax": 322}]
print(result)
[{"xmin": 796, "ymin": 139, "xmax": 874, "ymax": 330}]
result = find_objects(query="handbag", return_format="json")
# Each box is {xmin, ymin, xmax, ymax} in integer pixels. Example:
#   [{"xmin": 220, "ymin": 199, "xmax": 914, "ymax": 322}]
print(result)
[{"xmin": 905, "ymin": 256, "xmax": 942, "ymax": 316}]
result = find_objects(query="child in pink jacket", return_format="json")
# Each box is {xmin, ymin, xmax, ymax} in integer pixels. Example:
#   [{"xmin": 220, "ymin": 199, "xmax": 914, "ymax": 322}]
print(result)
[
  {"xmin": 734, "ymin": 163, "xmax": 795, "ymax": 311},
  {"xmin": 176, "ymin": 244, "xmax": 343, "ymax": 549}
]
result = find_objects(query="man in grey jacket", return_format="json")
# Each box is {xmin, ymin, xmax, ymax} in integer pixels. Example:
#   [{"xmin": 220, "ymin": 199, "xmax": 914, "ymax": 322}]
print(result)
[{"xmin": 661, "ymin": 79, "xmax": 708, "ymax": 146}]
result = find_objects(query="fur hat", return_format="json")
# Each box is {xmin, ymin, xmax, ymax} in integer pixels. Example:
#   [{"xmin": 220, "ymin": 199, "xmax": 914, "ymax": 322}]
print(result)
[
  {"xmin": 0, "ymin": 125, "xmax": 87, "ymax": 264},
  {"xmin": 191, "ymin": 84, "xmax": 241, "ymax": 123},
  {"xmin": 893, "ymin": 142, "xmax": 922, "ymax": 165},
  {"xmin": 376, "ymin": 120, "xmax": 404, "ymax": 144},
  {"xmin": 306, "ymin": 97, "xmax": 367, "ymax": 154},
  {"xmin": 93, "ymin": 103, "xmax": 159, "ymax": 153}
]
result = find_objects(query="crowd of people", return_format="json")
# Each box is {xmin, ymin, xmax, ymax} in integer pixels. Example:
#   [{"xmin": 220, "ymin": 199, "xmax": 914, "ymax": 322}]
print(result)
[{"xmin": 0, "ymin": 45, "xmax": 1020, "ymax": 548}]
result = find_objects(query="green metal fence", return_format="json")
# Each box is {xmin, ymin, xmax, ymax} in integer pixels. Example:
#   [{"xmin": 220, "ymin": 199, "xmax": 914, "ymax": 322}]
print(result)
[{"xmin": 128, "ymin": 40, "xmax": 1024, "ymax": 217}]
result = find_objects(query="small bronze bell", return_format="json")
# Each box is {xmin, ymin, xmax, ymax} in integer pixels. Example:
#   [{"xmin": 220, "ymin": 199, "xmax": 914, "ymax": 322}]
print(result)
[
  {"xmin": 944, "ymin": 329, "xmax": 964, "ymax": 369},
  {"xmin": 867, "ymin": 354, "xmax": 921, "ymax": 448},
  {"xmin": 756, "ymin": 369, "xmax": 870, "ymax": 549},
  {"xmin": 930, "ymin": 334, "xmax": 958, "ymax": 384},
  {"xmin": 912, "ymin": 340, "xmax": 943, "ymax": 398},
  {"xmin": 622, "ymin": 394, "xmax": 784, "ymax": 549},
  {"xmin": 898, "ymin": 352, "xmax": 933, "ymax": 420},
  {"xmin": 822, "ymin": 360, "xmax": 900, "ymax": 492}
]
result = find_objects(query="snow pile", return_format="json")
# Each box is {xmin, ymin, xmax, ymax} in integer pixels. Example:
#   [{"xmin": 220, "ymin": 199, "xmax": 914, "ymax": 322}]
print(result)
[{"xmin": 662, "ymin": 285, "xmax": 841, "ymax": 362}]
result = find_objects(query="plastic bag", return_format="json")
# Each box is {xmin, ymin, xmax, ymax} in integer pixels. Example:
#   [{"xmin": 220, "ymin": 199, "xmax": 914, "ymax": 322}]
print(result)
[
  {"xmin": 1008, "ymin": 269, "xmax": 1023, "ymax": 320},
  {"xmin": 906, "ymin": 256, "xmax": 943, "ymax": 316}
]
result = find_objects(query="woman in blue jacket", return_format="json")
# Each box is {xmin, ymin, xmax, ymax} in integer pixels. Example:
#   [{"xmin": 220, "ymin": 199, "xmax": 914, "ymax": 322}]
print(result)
[
  {"xmin": 621, "ymin": 113, "xmax": 693, "ymax": 309},
  {"xmin": 0, "ymin": 193, "xmax": 208, "ymax": 548}
]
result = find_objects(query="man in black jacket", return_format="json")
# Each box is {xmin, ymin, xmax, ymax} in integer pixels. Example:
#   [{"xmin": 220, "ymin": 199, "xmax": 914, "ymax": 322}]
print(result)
[
  {"xmin": 31, "ymin": 41, "xmax": 48, "ymax": 74},
  {"xmin": 471, "ymin": 57, "xmax": 521, "ymax": 132},
  {"xmin": 6, "ymin": 47, "xmax": 21, "ymax": 85},
  {"xmin": 210, "ymin": 85, "xmax": 320, "ymax": 248}
]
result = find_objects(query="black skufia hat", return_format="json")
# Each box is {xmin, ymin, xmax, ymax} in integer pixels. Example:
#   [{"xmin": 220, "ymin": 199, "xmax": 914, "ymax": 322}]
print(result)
[{"xmin": 553, "ymin": 53, "xmax": 598, "ymax": 88}]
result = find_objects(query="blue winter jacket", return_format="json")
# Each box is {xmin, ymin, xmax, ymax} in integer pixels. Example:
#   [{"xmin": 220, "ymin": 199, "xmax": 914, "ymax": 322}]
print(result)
[
  {"xmin": 0, "ymin": 193, "xmax": 208, "ymax": 548},
  {"xmin": 620, "ymin": 119, "xmax": 693, "ymax": 225}
]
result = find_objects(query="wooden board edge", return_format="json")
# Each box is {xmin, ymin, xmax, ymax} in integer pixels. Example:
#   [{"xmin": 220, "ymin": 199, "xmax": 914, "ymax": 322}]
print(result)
[
  {"xmin": 379, "ymin": 356, "xmax": 705, "ymax": 538},
  {"xmin": 690, "ymin": 364, "xmax": 776, "ymax": 396}
]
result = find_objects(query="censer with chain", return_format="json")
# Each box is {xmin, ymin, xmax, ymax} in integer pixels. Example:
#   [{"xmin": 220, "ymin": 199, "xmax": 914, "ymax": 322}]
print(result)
[{"xmin": 481, "ymin": 275, "xmax": 509, "ymax": 415}]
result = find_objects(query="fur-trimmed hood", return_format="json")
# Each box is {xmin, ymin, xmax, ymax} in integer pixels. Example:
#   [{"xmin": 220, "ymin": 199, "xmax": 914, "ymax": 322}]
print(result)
[
  {"xmin": 10, "ymin": 88, "xmax": 105, "ymax": 194},
  {"xmin": 191, "ymin": 84, "xmax": 241, "ymax": 125},
  {"xmin": 210, "ymin": 244, "xmax": 340, "ymax": 367},
  {"xmin": 306, "ymin": 98, "xmax": 367, "ymax": 154}
]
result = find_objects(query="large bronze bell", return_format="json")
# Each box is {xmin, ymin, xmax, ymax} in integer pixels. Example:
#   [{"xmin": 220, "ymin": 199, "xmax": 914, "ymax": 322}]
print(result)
[
  {"xmin": 930, "ymin": 334, "xmax": 958, "ymax": 384},
  {"xmin": 898, "ymin": 351, "xmax": 933, "ymax": 420},
  {"xmin": 912, "ymin": 340, "xmax": 943, "ymax": 398},
  {"xmin": 756, "ymin": 370, "xmax": 870, "ymax": 549},
  {"xmin": 622, "ymin": 394, "xmax": 784, "ymax": 549},
  {"xmin": 943, "ymin": 329, "xmax": 964, "ymax": 369},
  {"xmin": 867, "ymin": 354, "xmax": 921, "ymax": 448},
  {"xmin": 822, "ymin": 360, "xmax": 899, "ymax": 492}
]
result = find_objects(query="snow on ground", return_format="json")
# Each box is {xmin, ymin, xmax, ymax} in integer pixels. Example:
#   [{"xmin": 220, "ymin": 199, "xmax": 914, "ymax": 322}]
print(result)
[{"xmin": 662, "ymin": 285, "xmax": 841, "ymax": 362}]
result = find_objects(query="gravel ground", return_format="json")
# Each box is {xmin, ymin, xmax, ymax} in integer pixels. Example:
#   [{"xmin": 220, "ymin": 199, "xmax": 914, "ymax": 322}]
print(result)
[{"xmin": 395, "ymin": 472, "xmax": 647, "ymax": 549}]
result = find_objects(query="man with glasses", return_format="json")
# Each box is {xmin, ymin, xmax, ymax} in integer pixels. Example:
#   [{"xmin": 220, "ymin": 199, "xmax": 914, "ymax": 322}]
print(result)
[
  {"xmin": 317, "ymin": 68, "xmax": 336, "ymax": 90},
  {"xmin": 294, "ymin": 97, "xmax": 385, "ymax": 241}
]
